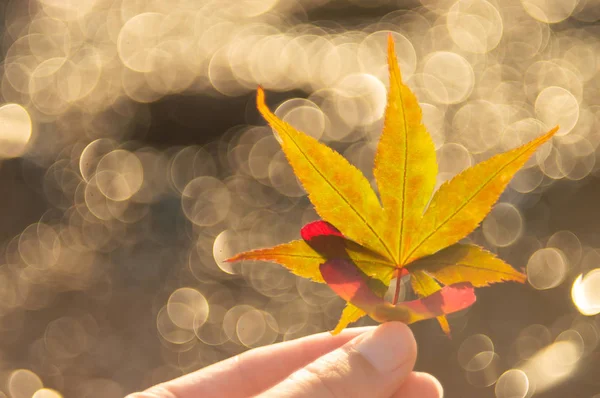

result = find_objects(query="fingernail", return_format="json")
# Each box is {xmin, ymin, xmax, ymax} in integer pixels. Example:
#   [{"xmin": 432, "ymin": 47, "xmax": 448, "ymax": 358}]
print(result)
[{"xmin": 354, "ymin": 322, "xmax": 414, "ymax": 373}]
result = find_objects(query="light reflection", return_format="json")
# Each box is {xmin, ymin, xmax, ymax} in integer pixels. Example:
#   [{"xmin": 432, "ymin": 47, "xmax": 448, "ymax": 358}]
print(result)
[
  {"xmin": 0, "ymin": 104, "xmax": 32, "ymax": 158},
  {"xmin": 32, "ymin": 389, "xmax": 63, "ymax": 398},
  {"xmin": 275, "ymin": 99, "xmax": 326, "ymax": 140},
  {"xmin": 9, "ymin": 369, "xmax": 43, "ymax": 398},
  {"xmin": 156, "ymin": 305, "xmax": 196, "ymax": 345},
  {"xmin": 518, "ymin": 339, "xmax": 581, "ymax": 395},
  {"xmin": 465, "ymin": 351, "xmax": 501, "ymax": 387},
  {"xmin": 521, "ymin": 0, "xmax": 579, "ymax": 24},
  {"xmin": 453, "ymin": 100, "xmax": 504, "ymax": 154},
  {"xmin": 167, "ymin": 287, "xmax": 209, "ymax": 331},
  {"xmin": 547, "ymin": 230, "xmax": 582, "ymax": 267},
  {"xmin": 335, "ymin": 73, "xmax": 387, "ymax": 127},
  {"xmin": 447, "ymin": 0, "xmax": 503, "ymax": 54},
  {"xmin": 535, "ymin": 86, "xmax": 579, "ymax": 137},
  {"xmin": 422, "ymin": 52, "xmax": 474, "ymax": 104},
  {"xmin": 458, "ymin": 333, "xmax": 495, "ymax": 371},
  {"xmin": 515, "ymin": 324, "xmax": 552, "ymax": 361},
  {"xmin": 182, "ymin": 177, "xmax": 231, "ymax": 227},
  {"xmin": 236, "ymin": 309, "xmax": 278, "ymax": 348},
  {"xmin": 572, "ymin": 270, "xmax": 600, "ymax": 316},
  {"xmin": 482, "ymin": 203, "xmax": 523, "ymax": 248},
  {"xmin": 495, "ymin": 369, "xmax": 529, "ymax": 398},
  {"xmin": 527, "ymin": 248, "xmax": 568, "ymax": 290}
]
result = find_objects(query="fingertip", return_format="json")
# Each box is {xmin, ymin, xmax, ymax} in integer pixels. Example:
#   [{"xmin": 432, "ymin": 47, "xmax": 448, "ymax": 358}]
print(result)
[
  {"xmin": 392, "ymin": 372, "xmax": 444, "ymax": 398},
  {"xmin": 353, "ymin": 322, "xmax": 417, "ymax": 374}
]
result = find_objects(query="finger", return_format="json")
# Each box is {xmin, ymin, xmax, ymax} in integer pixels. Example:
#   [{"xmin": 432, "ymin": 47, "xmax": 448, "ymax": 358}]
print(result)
[
  {"xmin": 125, "ymin": 326, "xmax": 374, "ymax": 398},
  {"xmin": 259, "ymin": 322, "xmax": 417, "ymax": 398},
  {"xmin": 391, "ymin": 372, "xmax": 443, "ymax": 398}
]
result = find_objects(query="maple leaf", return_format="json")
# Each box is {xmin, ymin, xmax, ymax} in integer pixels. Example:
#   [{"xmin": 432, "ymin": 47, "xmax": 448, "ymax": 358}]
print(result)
[{"xmin": 228, "ymin": 34, "xmax": 558, "ymax": 335}]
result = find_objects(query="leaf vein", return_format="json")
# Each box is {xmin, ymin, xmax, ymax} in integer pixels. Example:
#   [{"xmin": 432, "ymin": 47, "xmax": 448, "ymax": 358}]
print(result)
[
  {"xmin": 405, "ymin": 143, "xmax": 537, "ymax": 262},
  {"xmin": 416, "ymin": 262, "xmax": 522, "ymax": 277},
  {"xmin": 243, "ymin": 252, "xmax": 396, "ymax": 268},
  {"xmin": 271, "ymin": 116, "xmax": 396, "ymax": 262}
]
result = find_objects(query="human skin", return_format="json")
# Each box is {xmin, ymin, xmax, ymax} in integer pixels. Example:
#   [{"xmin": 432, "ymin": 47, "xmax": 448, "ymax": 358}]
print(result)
[{"xmin": 125, "ymin": 322, "xmax": 443, "ymax": 398}]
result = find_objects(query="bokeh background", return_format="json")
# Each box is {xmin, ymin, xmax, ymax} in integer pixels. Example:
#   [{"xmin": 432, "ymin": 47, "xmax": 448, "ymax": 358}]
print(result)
[{"xmin": 0, "ymin": 0, "xmax": 600, "ymax": 396}]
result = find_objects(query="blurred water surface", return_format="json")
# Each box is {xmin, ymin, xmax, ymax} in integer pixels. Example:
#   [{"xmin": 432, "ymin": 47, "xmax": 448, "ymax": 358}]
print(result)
[{"xmin": 1, "ymin": 0, "xmax": 600, "ymax": 396}]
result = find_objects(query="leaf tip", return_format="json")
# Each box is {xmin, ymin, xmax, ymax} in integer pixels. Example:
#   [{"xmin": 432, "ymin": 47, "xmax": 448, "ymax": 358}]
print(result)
[
  {"xmin": 224, "ymin": 249, "xmax": 260, "ymax": 264},
  {"xmin": 256, "ymin": 86, "xmax": 266, "ymax": 107},
  {"xmin": 515, "ymin": 270, "xmax": 527, "ymax": 284},
  {"xmin": 387, "ymin": 33, "xmax": 398, "ymax": 70},
  {"xmin": 437, "ymin": 316, "xmax": 452, "ymax": 338},
  {"xmin": 223, "ymin": 253, "xmax": 241, "ymax": 263},
  {"xmin": 387, "ymin": 31, "xmax": 394, "ymax": 50},
  {"xmin": 540, "ymin": 125, "xmax": 559, "ymax": 143}
]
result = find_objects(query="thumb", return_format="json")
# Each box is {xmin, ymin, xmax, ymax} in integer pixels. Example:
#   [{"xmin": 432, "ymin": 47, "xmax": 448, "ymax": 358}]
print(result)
[{"xmin": 259, "ymin": 322, "xmax": 417, "ymax": 398}]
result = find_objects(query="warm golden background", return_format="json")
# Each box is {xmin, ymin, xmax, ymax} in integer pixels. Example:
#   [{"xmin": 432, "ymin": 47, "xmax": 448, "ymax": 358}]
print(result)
[{"xmin": 0, "ymin": 0, "xmax": 599, "ymax": 396}]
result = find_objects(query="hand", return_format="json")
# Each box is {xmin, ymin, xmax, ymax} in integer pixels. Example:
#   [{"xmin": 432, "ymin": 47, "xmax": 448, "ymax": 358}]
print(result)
[{"xmin": 126, "ymin": 322, "xmax": 443, "ymax": 398}]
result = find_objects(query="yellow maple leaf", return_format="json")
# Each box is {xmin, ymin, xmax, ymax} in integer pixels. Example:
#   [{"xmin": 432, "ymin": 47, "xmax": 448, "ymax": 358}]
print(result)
[{"xmin": 228, "ymin": 35, "xmax": 558, "ymax": 335}]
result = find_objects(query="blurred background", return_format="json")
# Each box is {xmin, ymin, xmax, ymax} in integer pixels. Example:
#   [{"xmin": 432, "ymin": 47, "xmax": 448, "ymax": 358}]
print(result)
[{"xmin": 0, "ymin": 0, "xmax": 600, "ymax": 396}]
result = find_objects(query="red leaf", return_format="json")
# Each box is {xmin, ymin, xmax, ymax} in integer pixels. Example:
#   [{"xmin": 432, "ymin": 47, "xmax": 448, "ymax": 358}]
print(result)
[
  {"xmin": 320, "ymin": 258, "xmax": 476, "ymax": 324},
  {"xmin": 320, "ymin": 258, "xmax": 385, "ymax": 314},
  {"xmin": 301, "ymin": 220, "xmax": 344, "ymax": 241},
  {"xmin": 300, "ymin": 220, "xmax": 347, "ymax": 258}
]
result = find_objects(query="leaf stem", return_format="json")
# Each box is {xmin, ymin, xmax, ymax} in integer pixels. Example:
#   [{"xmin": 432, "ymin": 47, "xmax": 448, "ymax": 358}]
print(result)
[{"xmin": 392, "ymin": 276, "xmax": 402, "ymax": 305}]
